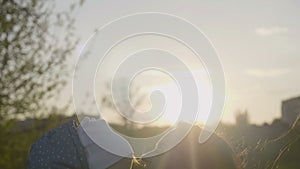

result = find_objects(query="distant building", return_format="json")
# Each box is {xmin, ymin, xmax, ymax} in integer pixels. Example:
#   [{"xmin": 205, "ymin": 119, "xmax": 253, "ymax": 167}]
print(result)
[{"xmin": 281, "ymin": 96, "xmax": 300, "ymax": 126}]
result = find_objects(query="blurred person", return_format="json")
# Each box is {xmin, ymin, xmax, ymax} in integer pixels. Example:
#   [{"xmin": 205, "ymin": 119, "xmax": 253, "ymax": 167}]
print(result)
[{"xmin": 28, "ymin": 118, "xmax": 237, "ymax": 169}]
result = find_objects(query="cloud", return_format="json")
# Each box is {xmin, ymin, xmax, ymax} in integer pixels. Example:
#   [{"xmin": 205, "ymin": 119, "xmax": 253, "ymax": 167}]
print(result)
[
  {"xmin": 245, "ymin": 68, "xmax": 290, "ymax": 78},
  {"xmin": 255, "ymin": 26, "xmax": 288, "ymax": 36}
]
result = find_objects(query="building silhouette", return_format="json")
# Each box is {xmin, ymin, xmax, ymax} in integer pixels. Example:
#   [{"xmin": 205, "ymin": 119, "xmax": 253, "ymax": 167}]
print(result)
[{"xmin": 281, "ymin": 96, "xmax": 300, "ymax": 126}]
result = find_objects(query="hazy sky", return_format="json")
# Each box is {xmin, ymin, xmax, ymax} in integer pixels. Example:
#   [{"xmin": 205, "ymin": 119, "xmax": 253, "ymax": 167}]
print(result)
[{"xmin": 57, "ymin": 0, "xmax": 300, "ymax": 125}]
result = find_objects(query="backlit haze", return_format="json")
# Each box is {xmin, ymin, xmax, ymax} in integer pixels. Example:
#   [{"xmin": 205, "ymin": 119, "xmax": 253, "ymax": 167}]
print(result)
[{"xmin": 55, "ymin": 0, "xmax": 300, "ymax": 125}]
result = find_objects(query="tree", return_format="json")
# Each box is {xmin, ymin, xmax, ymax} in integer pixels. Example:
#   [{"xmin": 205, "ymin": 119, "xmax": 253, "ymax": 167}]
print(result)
[
  {"xmin": 0, "ymin": 0, "xmax": 83, "ymax": 120},
  {"xmin": 101, "ymin": 81, "xmax": 147, "ymax": 129}
]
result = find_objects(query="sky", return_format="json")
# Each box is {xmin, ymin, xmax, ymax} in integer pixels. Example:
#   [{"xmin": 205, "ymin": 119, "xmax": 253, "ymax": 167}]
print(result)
[{"xmin": 56, "ymin": 0, "xmax": 300, "ymax": 125}]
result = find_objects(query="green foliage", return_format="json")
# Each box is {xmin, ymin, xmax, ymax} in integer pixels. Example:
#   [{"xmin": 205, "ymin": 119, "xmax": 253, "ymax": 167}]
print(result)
[
  {"xmin": 0, "ymin": 0, "xmax": 83, "ymax": 168},
  {"xmin": 0, "ymin": 0, "xmax": 81, "ymax": 120},
  {"xmin": 218, "ymin": 115, "xmax": 300, "ymax": 169},
  {"xmin": 0, "ymin": 115, "xmax": 72, "ymax": 169}
]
